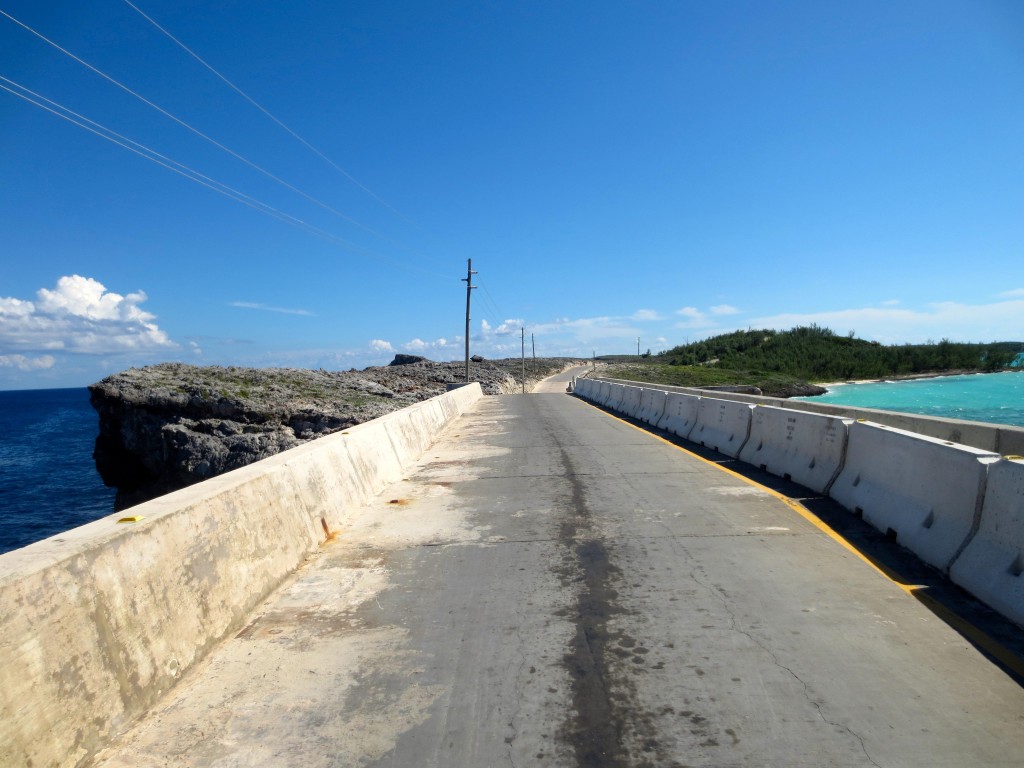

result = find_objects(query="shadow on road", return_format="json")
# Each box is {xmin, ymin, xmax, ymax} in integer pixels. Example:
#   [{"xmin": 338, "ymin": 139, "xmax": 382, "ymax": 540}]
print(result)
[{"xmin": 575, "ymin": 395, "xmax": 1024, "ymax": 688}]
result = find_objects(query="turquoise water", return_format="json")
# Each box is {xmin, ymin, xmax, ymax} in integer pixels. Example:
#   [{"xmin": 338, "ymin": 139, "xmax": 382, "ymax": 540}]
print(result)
[{"xmin": 794, "ymin": 372, "xmax": 1024, "ymax": 427}]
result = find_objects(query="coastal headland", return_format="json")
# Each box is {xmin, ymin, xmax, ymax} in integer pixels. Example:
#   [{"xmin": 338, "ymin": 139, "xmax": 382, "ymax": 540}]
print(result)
[{"xmin": 90, "ymin": 356, "xmax": 582, "ymax": 510}]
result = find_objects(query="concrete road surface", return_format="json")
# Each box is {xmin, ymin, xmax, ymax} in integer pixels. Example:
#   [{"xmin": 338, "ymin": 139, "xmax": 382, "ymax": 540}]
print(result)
[{"xmin": 96, "ymin": 368, "xmax": 1024, "ymax": 767}]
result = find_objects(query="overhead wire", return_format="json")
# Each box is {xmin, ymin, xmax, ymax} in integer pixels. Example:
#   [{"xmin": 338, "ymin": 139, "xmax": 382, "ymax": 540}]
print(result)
[
  {"xmin": 120, "ymin": 0, "xmax": 416, "ymax": 227},
  {"xmin": 0, "ymin": 8, "xmax": 401, "ymax": 245},
  {"xmin": 0, "ymin": 75, "xmax": 451, "ymax": 279}
]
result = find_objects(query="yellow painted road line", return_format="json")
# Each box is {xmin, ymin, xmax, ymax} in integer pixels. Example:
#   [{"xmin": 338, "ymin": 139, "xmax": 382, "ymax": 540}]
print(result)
[{"xmin": 580, "ymin": 398, "xmax": 1024, "ymax": 680}]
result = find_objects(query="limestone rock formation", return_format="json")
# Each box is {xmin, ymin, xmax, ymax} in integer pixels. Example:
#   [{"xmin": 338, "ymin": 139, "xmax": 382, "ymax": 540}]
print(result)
[{"xmin": 90, "ymin": 358, "xmax": 577, "ymax": 510}]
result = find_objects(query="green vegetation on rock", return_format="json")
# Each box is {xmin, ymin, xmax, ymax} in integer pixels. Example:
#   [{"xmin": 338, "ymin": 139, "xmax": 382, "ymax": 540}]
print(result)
[{"xmin": 603, "ymin": 325, "xmax": 1022, "ymax": 397}]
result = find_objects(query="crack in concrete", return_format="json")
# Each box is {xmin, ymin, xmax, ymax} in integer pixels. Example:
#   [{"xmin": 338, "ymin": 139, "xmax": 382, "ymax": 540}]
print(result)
[
  {"xmin": 664, "ymin": 523, "xmax": 885, "ymax": 768},
  {"xmin": 505, "ymin": 598, "xmax": 530, "ymax": 768}
]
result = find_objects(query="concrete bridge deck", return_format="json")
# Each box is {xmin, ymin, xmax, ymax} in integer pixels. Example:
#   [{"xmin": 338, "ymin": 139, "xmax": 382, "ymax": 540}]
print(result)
[{"xmin": 95, "ymin": 369, "xmax": 1024, "ymax": 767}]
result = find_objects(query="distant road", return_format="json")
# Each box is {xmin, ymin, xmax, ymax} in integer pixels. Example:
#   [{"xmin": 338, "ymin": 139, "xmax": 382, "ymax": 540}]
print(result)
[{"xmin": 97, "ymin": 371, "xmax": 1024, "ymax": 767}]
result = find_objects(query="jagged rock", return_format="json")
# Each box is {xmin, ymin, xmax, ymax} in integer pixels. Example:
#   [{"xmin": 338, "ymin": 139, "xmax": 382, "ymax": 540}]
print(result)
[
  {"xmin": 90, "ymin": 358, "xmax": 580, "ymax": 510},
  {"xmin": 389, "ymin": 354, "xmax": 429, "ymax": 366}
]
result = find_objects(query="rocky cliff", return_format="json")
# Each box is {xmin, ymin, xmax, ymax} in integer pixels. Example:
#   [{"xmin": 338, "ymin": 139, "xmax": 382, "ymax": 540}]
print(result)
[{"xmin": 90, "ymin": 357, "xmax": 577, "ymax": 510}]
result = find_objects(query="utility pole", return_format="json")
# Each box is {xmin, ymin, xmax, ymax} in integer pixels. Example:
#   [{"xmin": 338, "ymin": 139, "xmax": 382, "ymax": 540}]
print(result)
[
  {"xmin": 637, "ymin": 337, "xmax": 641, "ymax": 357},
  {"xmin": 521, "ymin": 328, "xmax": 526, "ymax": 394},
  {"xmin": 531, "ymin": 333, "xmax": 535, "ymax": 360},
  {"xmin": 461, "ymin": 259, "xmax": 477, "ymax": 384}
]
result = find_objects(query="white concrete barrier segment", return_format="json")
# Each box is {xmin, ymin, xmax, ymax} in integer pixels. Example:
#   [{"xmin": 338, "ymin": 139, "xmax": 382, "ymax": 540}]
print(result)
[
  {"xmin": 691, "ymin": 397, "xmax": 755, "ymax": 457},
  {"xmin": 574, "ymin": 378, "xmax": 591, "ymax": 399},
  {"xmin": 605, "ymin": 383, "xmax": 624, "ymax": 410},
  {"xmin": 639, "ymin": 388, "xmax": 668, "ymax": 426},
  {"xmin": 738, "ymin": 406, "xmax": 853, "ymax": 494},
  {"xmin": 596, "ymin": 381, "xmax": 611, "ymax": 405},
  {"xmin": 657, "ymin": 392, "xmax": 701, "ymax": 438},
  {"xmin": 0, "ymin": 383, "xmax": 484, "ymax": 768},
  {"xmin": 619, "ymin": 386, "xmax": 643, "ymax": 418},
  {"xmin": 950, "ymin": 458, "xmax": 1024, "ymax": 627},
  {"xmin": 829, "ymin": 420, "xmax": 1000, "ymax": 572}
]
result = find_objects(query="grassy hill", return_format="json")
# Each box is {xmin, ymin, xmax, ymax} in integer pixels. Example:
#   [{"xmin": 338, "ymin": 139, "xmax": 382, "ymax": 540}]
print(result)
[{"xmin": 602, "ymin": 325, "xmax": 1022, "ymax": 396}]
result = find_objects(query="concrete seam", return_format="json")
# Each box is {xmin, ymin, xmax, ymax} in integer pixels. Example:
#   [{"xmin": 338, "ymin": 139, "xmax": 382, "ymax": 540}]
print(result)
[
  {"xmin": 822, "ymin": 422, "xmax": 851, "ymax": 497},
  {"xmin": 945, "ymin": 460, "xmax": 994, "ymax": 573}
]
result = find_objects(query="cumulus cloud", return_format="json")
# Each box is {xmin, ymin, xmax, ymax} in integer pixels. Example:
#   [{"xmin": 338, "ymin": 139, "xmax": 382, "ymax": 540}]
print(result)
[
  {"xmin": 674, "ymin": 307, "xmax": 709, "ymax": 329},
  {"xmin": 402, "ymin": 337, "xmax": 450, "ymax": 352},
  {"xmin": 631, "ymin": 309, "xmax": 661, "ymax": 321},
  {"xmin": 749, "ymin": 297, "xmax": 1024, "ymax": 344},
  {"xmin": 0, "ymin": 275, "xmax": 175, "ymax": 356},
  {"xmin": 709, "ymin": 305, "xmax": 739, "ymax": 316},
  {"xmin": 370, "ymin": 339, "xmax": 394, "ymax": 352},
  {"xmin": 673, "ymin": 304, "xmax": 741, "ymax": 329},
  {"xmin": 0, "ymin": 354, "xmax": 56, "ymax": 370},
  {"xmin": 494, "ymin": 319, "xmax": 524, "ymax": 335},
  {"xmin": 229, "ymin": 301, "xmax": 313, "ymax": 316}
]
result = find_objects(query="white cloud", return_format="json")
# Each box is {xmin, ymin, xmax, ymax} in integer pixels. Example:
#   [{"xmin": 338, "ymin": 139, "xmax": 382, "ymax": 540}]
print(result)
[
  {"xmin": 0, "ymin": 354, "xmax": 56, "ymax": 370},
  {"xmin": 481, "ymin": 319, "xmax": 491, "ymax": 333},
  {"xmin": 999, "ymin": 288, "xmax": 1024, "ymax": 299},
  {"xmin": 710, "ymin": 304, "xmax": 739, "ymax": 316},
  {"xmin": 881, "ymin": 299, "xmax": 902, "ymax": 306},
  {"xmin": 0, "ymin": 275, "xmax": 175, "ymax": 356},
  {"xmin": 229, "ymin": 301, "xmax": 313, "ymax": 316},
  {"xmin": 401, "ymin": 337, "xmax": 451, "ymax": 352},
  {"xmin": 673, "ymin": 304, "xmax": 742, "ymax": 330},
  {"xmin": 749, "ymin": 298, "xmax": 1024, "ymax": 343},
  {"xmin": 631, "ymin": 309, "xmax": 661, "ymax": 321},
  {"xmin": 369, "ymin": 339, "xmax": 394, "ymax": 352},
  {"xmin": 494, "ymin": 319, "xmax": 524, "ymax": 335}
]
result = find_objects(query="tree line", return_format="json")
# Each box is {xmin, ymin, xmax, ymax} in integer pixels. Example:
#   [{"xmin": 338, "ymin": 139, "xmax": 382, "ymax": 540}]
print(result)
[{"xmin": 658, "ymin": 325, "xmax": 1022, "ymax": 382}]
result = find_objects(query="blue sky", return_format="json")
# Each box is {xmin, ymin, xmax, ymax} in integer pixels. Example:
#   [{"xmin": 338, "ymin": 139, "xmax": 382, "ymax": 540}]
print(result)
[{"xmin": 1, "ymin": 0, "xmax": 1022, "ymax": 389}]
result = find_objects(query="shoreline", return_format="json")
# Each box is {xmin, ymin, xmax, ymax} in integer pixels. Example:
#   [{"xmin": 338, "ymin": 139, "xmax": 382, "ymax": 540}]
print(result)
[{"xmin": 813, "ymin": 368, "xmax": 1021, "ymax": 390}]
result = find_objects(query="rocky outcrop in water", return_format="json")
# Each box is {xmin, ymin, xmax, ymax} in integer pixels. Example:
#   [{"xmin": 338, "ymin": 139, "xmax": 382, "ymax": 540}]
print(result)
[{"xmin": 90, "ymin": 357, "xmax": 578, "ymax": 510}]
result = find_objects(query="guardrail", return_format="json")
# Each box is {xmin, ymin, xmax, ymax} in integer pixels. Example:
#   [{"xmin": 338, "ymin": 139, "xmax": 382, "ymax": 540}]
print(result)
[
  {"xmin": 573, "ymin": 377, "xmax": 1024, "ymax": 629},
  {"xmin": 0, "ymin": 383, "xmax": 484, "ymax": 768}
]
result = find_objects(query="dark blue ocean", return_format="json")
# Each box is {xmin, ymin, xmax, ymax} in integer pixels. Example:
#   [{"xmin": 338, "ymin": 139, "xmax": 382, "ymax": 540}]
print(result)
[
  {"xmin": 0, "ymin": 388, "xmax": 115, "ymax": 555},
  {"xmin": 1, "ymin": 374, "xmax": 1022, "ymax": 556}
]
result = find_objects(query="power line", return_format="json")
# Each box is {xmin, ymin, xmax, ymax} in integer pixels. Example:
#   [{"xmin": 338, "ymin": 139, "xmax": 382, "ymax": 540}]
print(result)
[
  {"xmin": 0, "ymin": 76, "xmax": 450, "ymax": 279},
  {"xmin": 0, "ymin": 8, "xmax": 394, "ymax": 242},
  {"xmin": 479, "ymin": 283, "xmax": 507, "ymax": 325},
  {"xmin": 120, "ymin": 0, "xmax": 415, "ymax": 226}
]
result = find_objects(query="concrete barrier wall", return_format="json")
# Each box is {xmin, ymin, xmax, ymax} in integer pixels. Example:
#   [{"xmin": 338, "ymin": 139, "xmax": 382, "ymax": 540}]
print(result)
[
  {"xmin": 0, "ymin": 383, "xmax": 484, "ymax": 768},
  {"xmin": 592, "ymin": 376, "xmax": 1024, "ymax": 455},
  {"xmin": 829, "ymin": 420, "xmax": 1000, "ymax": 572},
  {"xmin": 639, "ymin": 388, "xmax": 667, "ymax": 426},
  {"xmin": 949, "ymin": 458, "xmax": 1024, "ymax": 626},
  {"xmin": 620, "ymin": 386, "xmax": 643, "ymax": 419},
  {"xmin": 605, "ymin": 383, "xmax": 624, "ymax": 410},
  {"xmin": 691, "ymin": 397, "xmax": 755, "ymax": 458},
  {"xmin": 658, "ymin": 392, "xmax": 700, "ymax": 438},
  {"xmin": 579, "ymin": 376, "xmax": 1024, "ymax": 628},
  {"xmin": 739, "ymin": 406, "xmax": 852, "ymax": 494}
]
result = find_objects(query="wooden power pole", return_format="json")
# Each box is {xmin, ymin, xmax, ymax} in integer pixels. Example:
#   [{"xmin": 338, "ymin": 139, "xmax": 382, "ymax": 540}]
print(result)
[
  {"xmin": 462, "ymin": 259, "xmax": 477, "ymax": 384},
  {"xmin": 521, "ymin": 328, "xmax": 526, "ymax": 394}
]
